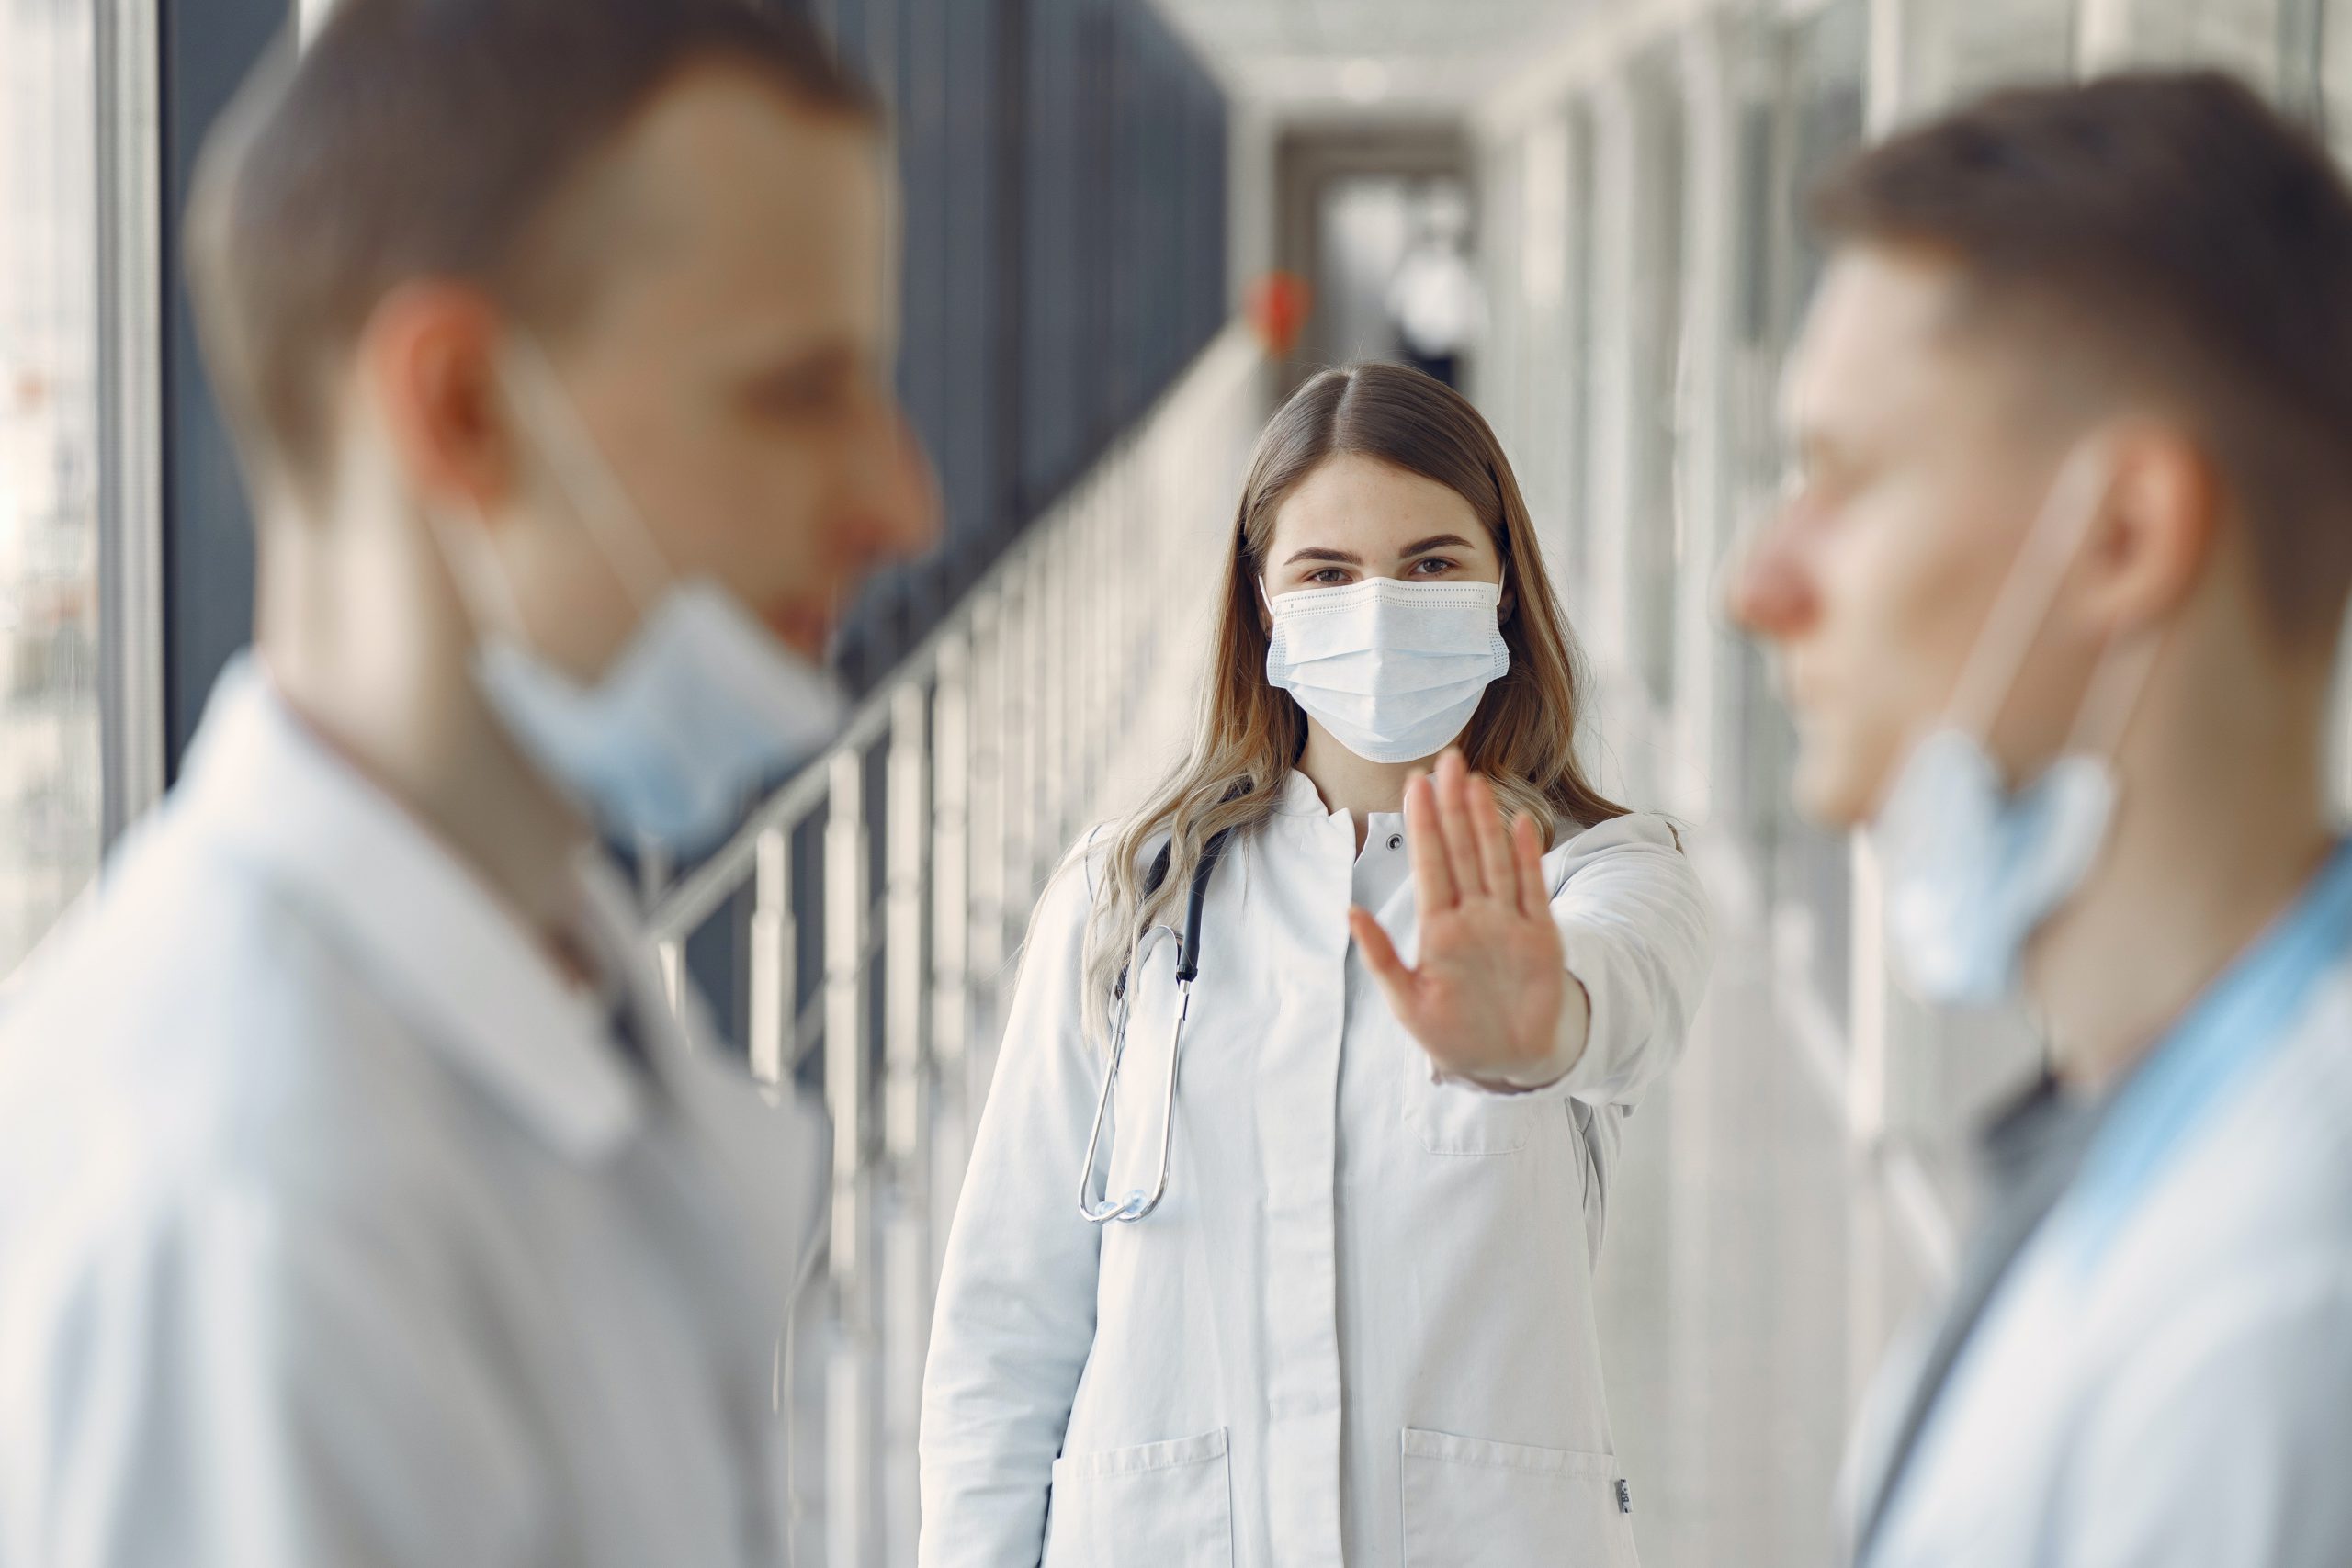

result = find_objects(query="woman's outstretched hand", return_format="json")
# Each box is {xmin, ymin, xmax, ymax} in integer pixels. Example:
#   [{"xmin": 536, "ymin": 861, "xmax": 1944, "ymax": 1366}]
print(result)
[{"xmin": 1347, "ymin": 749, "xmax": 1590, "ymax": 1090}]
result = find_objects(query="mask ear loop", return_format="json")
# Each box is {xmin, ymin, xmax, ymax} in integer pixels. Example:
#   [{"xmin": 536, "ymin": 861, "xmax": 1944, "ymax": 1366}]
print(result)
[
  {"xmin": 501, "ymin": 334, "xmax": 675, "ymax": 616},
  {"xmin": 2062, "ymin": 623, "xmax": 2165, "ymax": 764},
  {"xmin": 1943, "ymin": 442, "xmax": 2118, "ymax": 743},
  {"xmin": 424, "ymin": 501, "xmax": 536, "ymax": 650}
]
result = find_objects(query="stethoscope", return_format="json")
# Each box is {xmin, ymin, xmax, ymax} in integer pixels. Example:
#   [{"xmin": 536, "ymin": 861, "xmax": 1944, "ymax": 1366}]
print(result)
[{"xmin": 1077, "ymin": 827, "xmax": 1234, "ymax": 1224}]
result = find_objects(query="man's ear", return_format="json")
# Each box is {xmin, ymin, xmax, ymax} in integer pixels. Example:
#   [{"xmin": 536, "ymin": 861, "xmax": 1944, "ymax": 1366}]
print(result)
[
  {"xmin": 359, "ymin": 281, "xmax": 520, "ymax": 517},
  {"xmin": 2080, "ymin": 424, "xmax": 2219, "ymax": 638}
]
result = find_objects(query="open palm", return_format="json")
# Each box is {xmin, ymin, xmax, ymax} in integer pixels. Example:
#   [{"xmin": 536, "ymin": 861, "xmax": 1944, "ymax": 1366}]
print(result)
[{"xmin": 1348, "ymin": 750, "xmax": 1581, "ymax": 1088}]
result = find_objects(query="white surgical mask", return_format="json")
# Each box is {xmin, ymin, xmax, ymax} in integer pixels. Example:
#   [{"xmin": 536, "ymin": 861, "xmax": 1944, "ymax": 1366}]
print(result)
[
  {"xmin": 435, "ymin": 340, "xmax": 847, "ymax": 859},
  {"xmin": 1872, "ymin": 445, "xmax": 2160, "ymax": 1006},
  {"xmin": 1263, "ymin": 576, "xmax": 1509, "ymax": 764}
]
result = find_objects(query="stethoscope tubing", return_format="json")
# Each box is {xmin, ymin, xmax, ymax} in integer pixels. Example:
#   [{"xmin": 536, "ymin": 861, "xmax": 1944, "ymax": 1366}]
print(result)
[{"xmin": 1077, "ymin": 827, "xmax": 1233, "ymax": 1224}]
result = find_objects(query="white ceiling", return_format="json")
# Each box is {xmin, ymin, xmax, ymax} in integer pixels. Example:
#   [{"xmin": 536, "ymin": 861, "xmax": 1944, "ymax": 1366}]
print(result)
[{"xmin": 1151, "ymin": 0, "xmax": 1609, "ymax": 115}]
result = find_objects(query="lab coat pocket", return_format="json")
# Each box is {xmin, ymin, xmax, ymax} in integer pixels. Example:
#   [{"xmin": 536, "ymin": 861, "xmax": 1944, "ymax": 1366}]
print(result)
[
  {"xmin": 1399, "ymin": 1427, "xmax": 1638, "ymax": 1568},
  {"xmin": 1408, "ymin": 1074, "xmax": 1535, "ymax": 1156},
  {"xmin": 1044, "ymin": 1427, "xmax": 1234, "ymax": 1568}
]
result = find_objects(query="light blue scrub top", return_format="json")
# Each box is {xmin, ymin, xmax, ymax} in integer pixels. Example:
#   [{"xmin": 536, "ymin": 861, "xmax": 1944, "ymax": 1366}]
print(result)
[{"xmin": 2055, "ymin": 838, "xmax": 2352, "ymax": 1270}]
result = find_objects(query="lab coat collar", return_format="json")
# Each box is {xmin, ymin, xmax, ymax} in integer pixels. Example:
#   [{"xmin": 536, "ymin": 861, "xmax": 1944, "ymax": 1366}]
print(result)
[
  {"xmin": 1275, "ymin": 769, "xmax": 1331, "ymax": 815},
  {"xmin": 174, "ymin": 658, "xmax": 646, "ymax": 1164},
  {"xmin": 1282, "ymin": 767, "xmax": 1408, "ymax": 821},
  {"xmin": 1273, "ymin": 768, "xmax": 1409, "ymax": 844}
]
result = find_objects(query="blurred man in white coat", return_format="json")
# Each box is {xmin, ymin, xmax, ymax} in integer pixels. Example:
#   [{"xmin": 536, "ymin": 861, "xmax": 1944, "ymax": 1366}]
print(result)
[
  {"xmin": 0, "ymin": 2, "xmax": 935, "ymax": 1562},
  {"xmin": 1733, "ymin": 73, "xmax": 2352, "ymax": 1567}
]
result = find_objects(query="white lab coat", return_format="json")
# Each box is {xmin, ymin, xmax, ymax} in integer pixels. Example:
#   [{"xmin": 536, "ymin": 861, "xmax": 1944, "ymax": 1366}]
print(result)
[
  {"xmin": 920, "ymin": 770, "xmax": 1712, "ymax": 1568},
  {"xmin": 0, "ymin": 662, "xmax": 825, "ymax": 1568},
  {"xmin": 1839, "ymin": 962, "xmax": 2352, "ymax": 1566}
]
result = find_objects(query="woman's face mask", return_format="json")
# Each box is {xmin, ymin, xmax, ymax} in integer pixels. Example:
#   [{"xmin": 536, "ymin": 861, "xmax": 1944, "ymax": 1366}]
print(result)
[
  {"xmin": 1871, "ymin": 443, "xmax": 2162, "ymax": 1007},
  {"xmin": 1262, "ymin": 576, "xmax": 1510, "ymax": 764}
]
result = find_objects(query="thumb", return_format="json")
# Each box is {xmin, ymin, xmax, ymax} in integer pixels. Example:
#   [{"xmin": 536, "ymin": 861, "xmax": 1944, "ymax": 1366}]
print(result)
[{"xmin": 1348, "ymin": 906, "xmax": 1414, "ymax": 1003}]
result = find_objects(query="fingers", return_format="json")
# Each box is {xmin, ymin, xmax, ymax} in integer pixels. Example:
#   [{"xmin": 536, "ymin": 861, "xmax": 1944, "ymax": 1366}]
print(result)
[
  {"xmin": 1466, "ymin": 772, "xmax": 1520, "ymax": 909},
  {"xmin": 1404, "ymin": 771, "xmax": 1458, "ymax": 912},
  {"xmin": 1430, "ymin": 750, "xmax": 1487, "ymax": 900},
  {"xmin": 1511, "ymin": 811, "xmax": 1548, "ymax": 921}
]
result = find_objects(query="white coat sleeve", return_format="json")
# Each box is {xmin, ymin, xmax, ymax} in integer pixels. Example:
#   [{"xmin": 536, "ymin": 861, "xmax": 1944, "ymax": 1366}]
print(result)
[
  {"xmin": 2055, "ymin": 1258, "xmax": 2352, "ymax": 1568},
  {"xmin": 1509, "ymin": 812, "xmax": 1712, "ymax": 1108},
  {"xmin": 2, "ymin": 1179, "xmax": 546, "ymax": 1568},
  {"xmin": 918, "ymin": 833, "xmax": 1109, "ymax": 1568}
]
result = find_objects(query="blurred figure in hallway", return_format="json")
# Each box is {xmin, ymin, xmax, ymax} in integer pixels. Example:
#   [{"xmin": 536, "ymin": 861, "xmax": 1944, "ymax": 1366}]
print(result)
[
  {"xmin": 0, "ymin": 2, "xmax": 935, "ymax": 1563},
  {"xmin": 1385, "ymin": 183, "xmax": 1486, "ymax": 388},
  {"xmin": 1732, "ymin": 73, "xmax": 2352, "ymax": 1567}
]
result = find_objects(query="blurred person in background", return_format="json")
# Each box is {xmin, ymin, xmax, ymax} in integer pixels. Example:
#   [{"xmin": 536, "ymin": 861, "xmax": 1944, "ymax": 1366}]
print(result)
[
  {"xmin": 920, "ymin": 363, "xmax": 1709, "ymax": 1568},
  {"xmin": 1732, "ymin": 73, "xmax": 2352, "ymax": 1568},
  {"xmin": 1384, "ymin": 185, "xmax": 1486, "ymax": 389},
  {"xmin": 0, "ymin": 1, "xmax": 934, "ymax": 1563}
]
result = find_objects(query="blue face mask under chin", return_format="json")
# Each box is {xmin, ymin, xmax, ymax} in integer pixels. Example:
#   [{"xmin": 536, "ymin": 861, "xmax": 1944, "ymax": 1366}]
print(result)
[
  {"xmin": 437, "ymin": 341, "xmax": 849, "ymax": 861},
  {"xmin": 1875, "ymin": 731, "xmax": 2121, "ymax": 1006},
  {"xmin": 1869, "ymin": 445, "xmax": 2161, "ymax": 1009}
]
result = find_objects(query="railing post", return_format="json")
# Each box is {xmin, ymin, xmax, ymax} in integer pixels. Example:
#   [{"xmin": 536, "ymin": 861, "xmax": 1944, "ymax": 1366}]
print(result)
[
  {"xmin": 1022, "ymin": 543, "xmax": 1053, "ymax": 892},
  {"xmin": 1079, "ymin": 469, "xmax": 1104, "ymax": 806},
  {"xmin": 749, "ymin": 827, "xmax": 796, "ymax": 1090},
  {"xmin": 1047, "ymin": 499, "xmax": 1075, "ymax": 849},
  {"xmin": 994, "ymin": 568, "xmax": 1032, "ymax": 1037},
  {"xmin": 823, "ymin": 749, "xmax": 876, "ymax": 1568},
  {"xmin": 881, "ymin": 680, "xmax": 932, "ymax": 1562},
  {"xmin": 967, "ymin": 589, "xmax": 1010, "ymax": 1089},
  {"xmin": 1072, "ymin": 470, "xmax": 1098, "ymax": 825},
  {"xmin": 930, "ymin": 631, "xmax": 975, "ymax": 1235},
  {"xmin": 639, "ymin": 840, "xmax": 684, "ymax": 1011}
]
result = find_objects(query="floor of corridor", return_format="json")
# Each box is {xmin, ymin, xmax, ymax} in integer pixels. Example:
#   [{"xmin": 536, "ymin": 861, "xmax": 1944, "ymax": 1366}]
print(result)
[{"xmin": 1591, "ymin": 845, "xmax": 1937, "ymax": 1568}]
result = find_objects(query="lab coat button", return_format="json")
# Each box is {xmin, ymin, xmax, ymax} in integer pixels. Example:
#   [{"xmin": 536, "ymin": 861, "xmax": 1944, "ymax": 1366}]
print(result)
[{"xmin": 1387, "ymin": 833, "xmax": 1404, "ymax": 851}]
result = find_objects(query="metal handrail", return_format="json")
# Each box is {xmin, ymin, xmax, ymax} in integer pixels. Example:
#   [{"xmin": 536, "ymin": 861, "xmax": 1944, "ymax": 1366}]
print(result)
[{"xmin": 648, "ymin": 324, "xmax": 1262, "ymax": 1566}]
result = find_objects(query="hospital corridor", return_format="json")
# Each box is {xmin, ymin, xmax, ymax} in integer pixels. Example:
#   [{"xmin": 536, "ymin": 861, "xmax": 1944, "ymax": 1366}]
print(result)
[{"xmin": 6, "ymin": 0, "xmax": 2352, "ymax": 1564}]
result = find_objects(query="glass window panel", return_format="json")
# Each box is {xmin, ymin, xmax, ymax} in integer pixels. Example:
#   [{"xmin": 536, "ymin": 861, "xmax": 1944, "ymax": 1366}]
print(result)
[
  {"xmin": 2325, "ymin": 0, "xmax": 2352, "ymax": 162},
  {"xmin": 1, "ymin": 0, "xmax": 104, "ymax": 986},
  {"xmin": 2102, "ymin": 0, "xmax": 2284, "ymax": 88},
  {"xmin": 1628, "ymin": 58, "xmax": 1686, "ymax": 712},
  {"xmin": 1899, "ymin": 0, "xmax": 2076, "ymax": 115},
  {"xmin": 1776, "ymin": 0, "xmax": 1869, "ymax": 1033},
  {"xmin": 1559, "ymin": 110, "xmax": 1596, "ymax": 592}
]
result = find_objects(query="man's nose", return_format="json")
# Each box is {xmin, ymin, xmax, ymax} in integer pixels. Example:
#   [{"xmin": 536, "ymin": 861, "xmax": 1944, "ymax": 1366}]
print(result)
[
  {"xmin": 850, "ymin": 405, "xmax": 943, "ymax": 564},
  {"xmin": 1723, "ymin": 513, "xmax": 1817, "ymax": 642}
]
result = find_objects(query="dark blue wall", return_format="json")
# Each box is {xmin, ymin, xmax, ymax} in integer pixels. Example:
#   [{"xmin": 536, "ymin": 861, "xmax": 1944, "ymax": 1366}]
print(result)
[
  {"xmin": 817, "ymin": 0, "xmax": 1231, "ymax": 695},
  {"xmin": 160, "ymin": 0, "xmax": 284, "ymax": 773}
]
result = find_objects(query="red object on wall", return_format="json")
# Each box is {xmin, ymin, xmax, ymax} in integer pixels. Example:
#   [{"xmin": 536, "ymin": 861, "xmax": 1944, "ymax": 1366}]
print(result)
[{"xmin": 1246, "ymin": 270, "xmax": 1314, "ymax": 359}]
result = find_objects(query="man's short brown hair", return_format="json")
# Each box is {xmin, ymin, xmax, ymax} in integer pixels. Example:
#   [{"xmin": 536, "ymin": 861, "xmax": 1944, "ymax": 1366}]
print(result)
[
  {"xmin": 187, "ymin": 0, "xmax": 876, "ymax": 502},
  {"xmin": 1813, "ymin": 72, "xmax": 2352, "ymax": 645}
]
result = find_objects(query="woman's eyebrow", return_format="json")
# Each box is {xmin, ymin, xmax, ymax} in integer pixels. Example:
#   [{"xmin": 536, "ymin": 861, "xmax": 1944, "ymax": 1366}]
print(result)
[
  {"xmin": 1283, "ymin": 546, "xmax": 1363, "ymax": 566},
  {"xmin": 1399, "ymin": 533, "xmax": 1476, "ymax": 557}
]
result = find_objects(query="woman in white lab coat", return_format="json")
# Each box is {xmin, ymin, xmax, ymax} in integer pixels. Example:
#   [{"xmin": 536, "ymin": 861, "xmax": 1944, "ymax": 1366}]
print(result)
[{"xmin": 919, "ymin": 363, "xmax": 1712, "ymax": 1568}]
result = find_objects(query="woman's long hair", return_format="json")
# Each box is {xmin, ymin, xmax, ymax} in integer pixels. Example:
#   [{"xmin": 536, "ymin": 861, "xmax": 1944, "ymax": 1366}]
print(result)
[{"xmin": 1077, "ymin": 362, "xmax": 1625, "ymax": 1048}]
